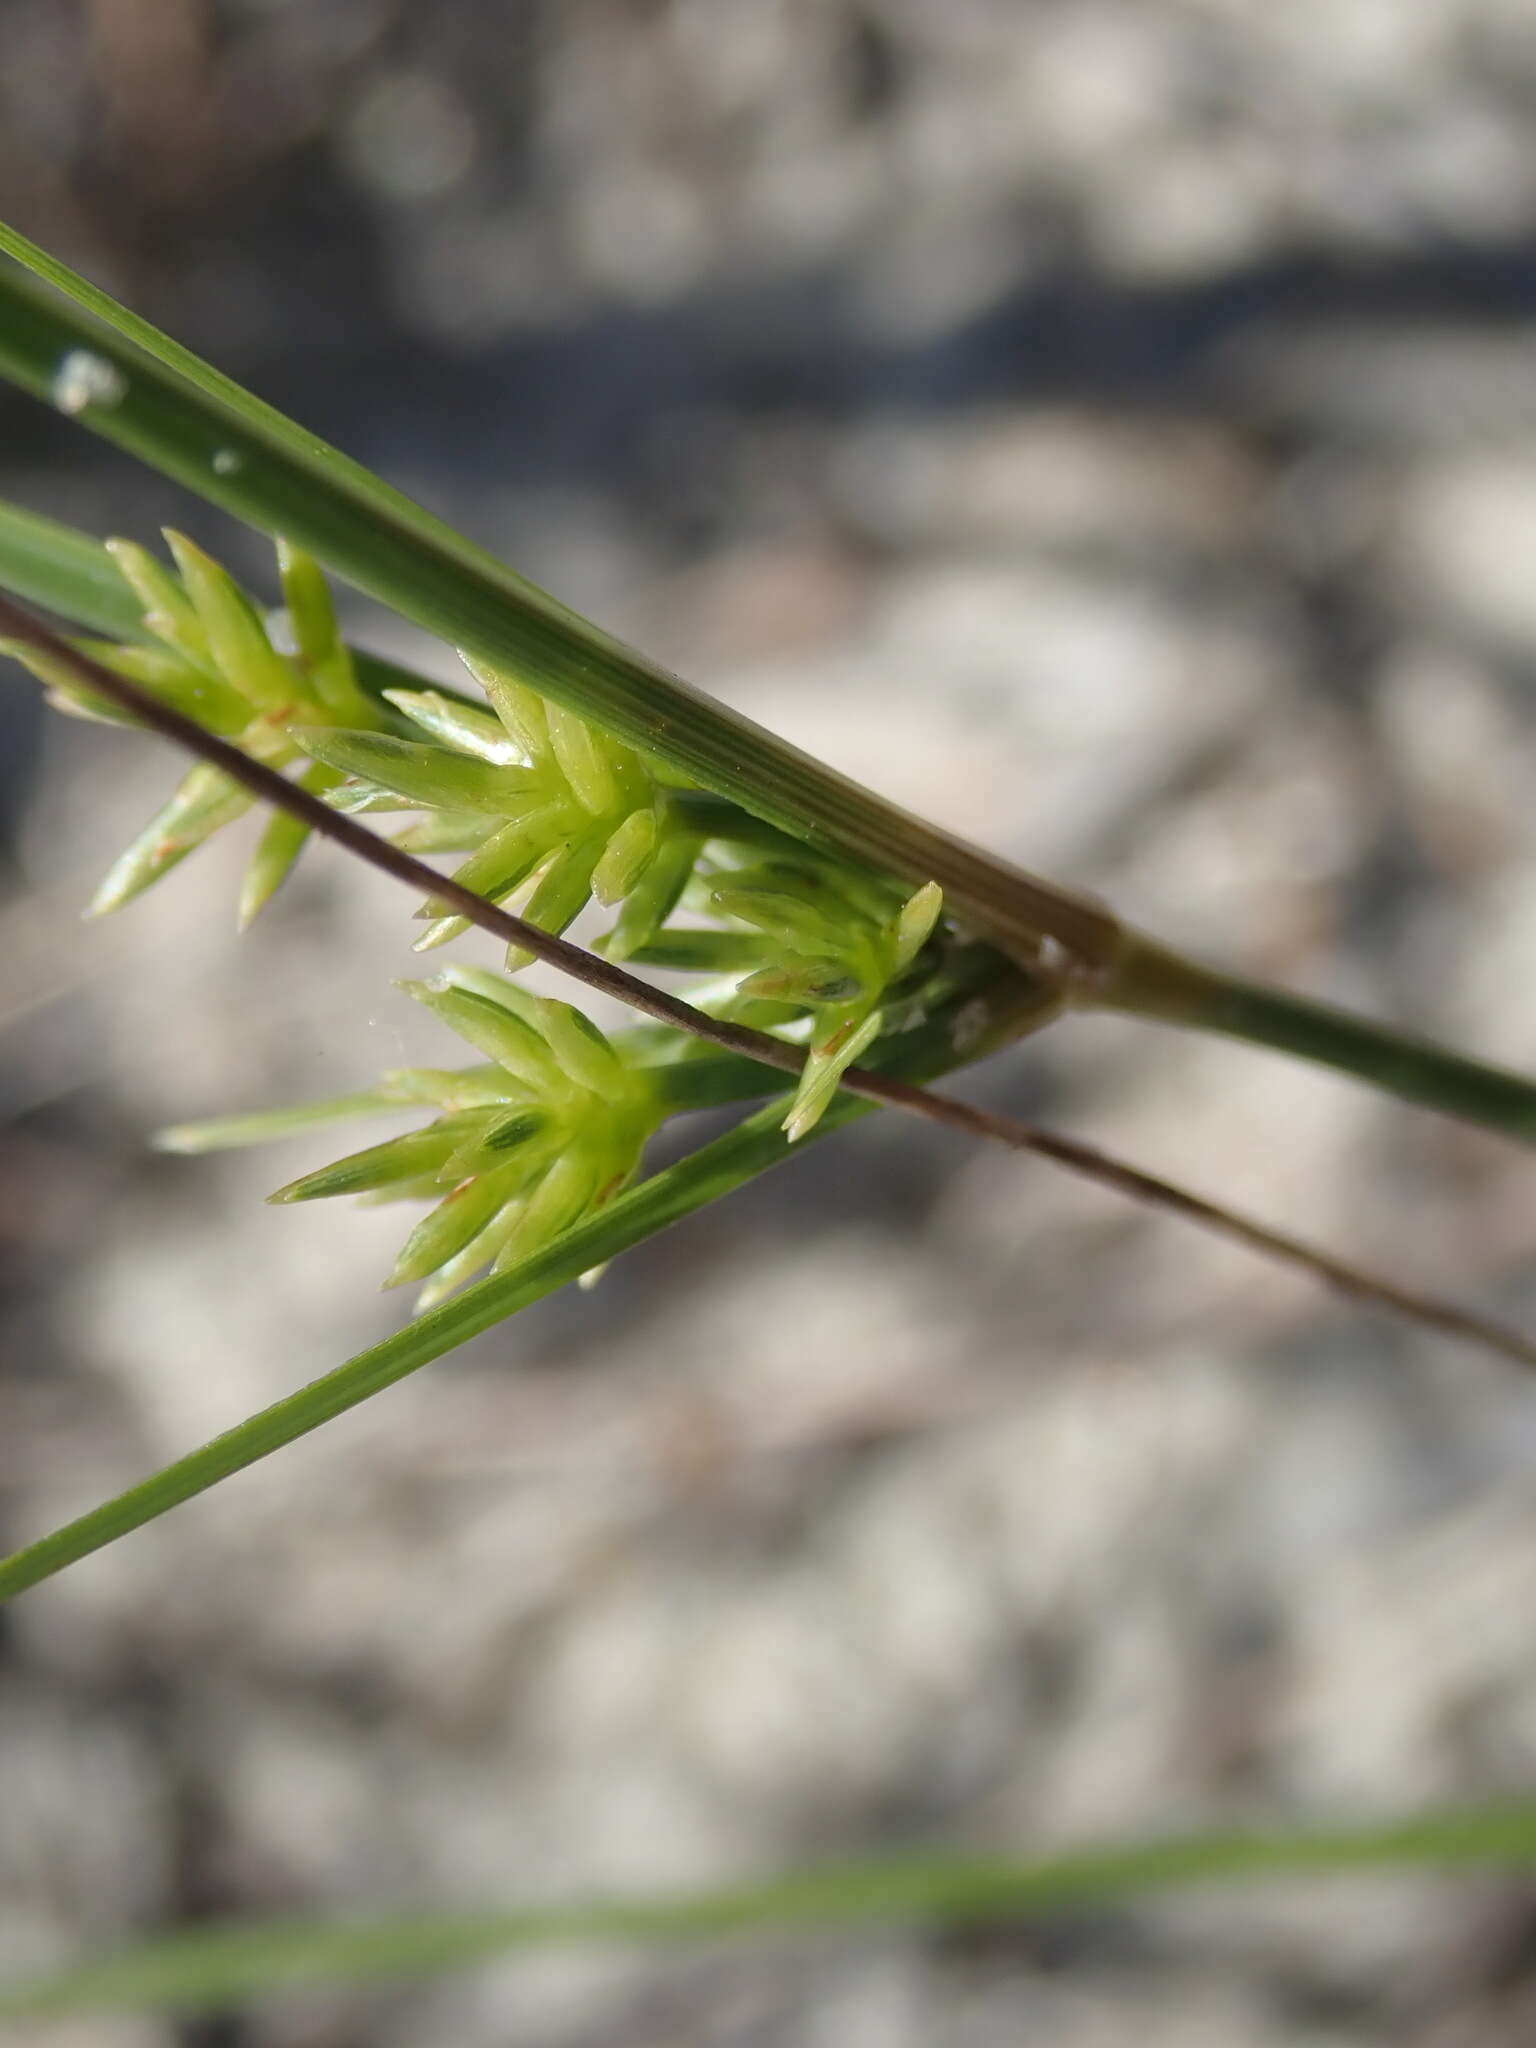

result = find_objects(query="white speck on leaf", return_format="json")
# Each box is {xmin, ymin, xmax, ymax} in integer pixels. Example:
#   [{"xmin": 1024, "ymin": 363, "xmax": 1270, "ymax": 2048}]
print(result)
[
  {"xmin": 51, "ymin": 350, "xmax": 127, "ymax": 416},
  {"xmin": 265, "ymin": 607, "xmax": 299, "ymax": 656}
]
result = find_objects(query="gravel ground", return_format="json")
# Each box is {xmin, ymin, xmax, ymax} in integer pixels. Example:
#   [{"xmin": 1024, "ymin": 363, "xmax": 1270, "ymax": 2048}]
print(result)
[{"xmin": 6, "ymin": 4, "xmax": 1536, "ymax": 2044}]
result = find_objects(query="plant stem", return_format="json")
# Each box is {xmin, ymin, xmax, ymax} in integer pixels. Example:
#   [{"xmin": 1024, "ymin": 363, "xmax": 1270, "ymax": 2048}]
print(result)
[
  {"xmin": 0, "ymin": 231, "xmax": 1121, "ymax": 970},
  {"xmin": 0, "ymin": 1105, "xmax": 831, "ymax": 1605},
  {"xmin": 0, "ymin": 497, "xmax": 151, "ymax": 639},
  {"xmin": 0, "ymin": 493, "xmax": 478, "ymax": 714},
  {"xmin": 8, "ymin": 1801, "xmax": 1536, "ymax": 2017},
  {"xmin": 0, "ymin": 979, "xmax": 1033, "ymax": 1608},
  {"xmin": 1101, "ymin": 934, "xmax": 1536, "ymax": 1143},
  {"xmin": 7, "ymin": 594, "xmax": 1536, "ymax": 1377},
  {"xmin": 8, "ymin": 234, "xmax": 1536, "ymax": 1149}
]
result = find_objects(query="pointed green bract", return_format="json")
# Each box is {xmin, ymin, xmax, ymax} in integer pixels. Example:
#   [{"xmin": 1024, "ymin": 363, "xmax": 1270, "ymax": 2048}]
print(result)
[
  {"xmin": 295, "ymin": 729, "xmax": 532, "ymax": 813},
  {"xmin": 785, "ymin": 1011, "xmax": 883, "ymax": 1143},
  {"xmin": 276, "ymin": 537, "xmax": 374, "ymax": 722},
  {"xmin": 592, "ymin": 805, "xmax": 658, "ymax": 906},
  {"xmin": 0, "ymin": 634, "xmax": 250, "ymax": 733},
  {"xmin": 383, "ymin": 686, "xmax": 525, "ymax": 764},
  {"xmin": 413, "ymin": 1202, "xmax": 528, "ymax": 1311},
  {"xmin": 408, "ymin": 810, "xmax": 561, "ymax": 952},
  {"xmin": 1, "ymin": 527, "xmax": 401, "ymax": 922},
  {"xmin": 323, "ymin": 781, "xmax": 422, "ymax": 813},
  {"xmin": 894, "ymin": 880, "xmax": 945, "ymax": 972},
  {"xmin": 508, "ymin": 823, "xmax": 612, "ymax": 965},
  {"xmin": 545, "ymin": 701, "xmax": 625, "ymax": 815},
  {"xmin": 88, "ymin": 763, "xmax": 251, "ymax": 916},
  {"xmin": 738, "ymin": 960, "xmax": 862, "ymax": 1004},
  {"xmin": 605, "ymin": 830, "xmax": 701, "ymax": 961},
  {"xmin": 239, "ymin": 807, "xmax": 310, "ymax": 930},
  {"xmin": 238, "ymin": 761, "xmax": 339, "ymax": 927},
  {"xmin": 267, "ymin": 1123, "xmax": 473, "ymax": 1202},
  {"xmin": 106, "ymin": 537, "xmax": 213, "ymax": 670},
  {"xmin": 617, "ymin": 930, "xmax": 767, "ymax": 972},
  {"xmin": 275, "ymin": 537, "xmax": 335, "ymax": 669},
  {"xmin": 428, "ymin": 963, "xmax": 538, "ymax": 1013},
  {"xmin": 391, "ymin": 810, "xmax": 496, "ymax": 854},
  {"xmin": 207, "ymin": 971, "xmax": 673, "ymax": 1300},
  {"xmin": 165, "ymin": 531, "xmax": 300, "ymax": 713},
  {"xmin": 441, "ymin": 1111, "xmax": 549, "ymax": 1182},
  {"xmin": 401, "ymin": 979, "xmax": 564, "ymax": 1092},
  {"xmin": 384, "ymin": 1162, "xmax": 528, "ymax": 1289},
  {"xmin": 538, "ymin": 997, "xmax": 627, "ymax": 1095},
  {"xmin": 100, "ymin": 641, "xmax": 252, "ymax": 731},
  {"xmin": 461, "ymin": 650, "xmax": 547, "ymax": 756},
  {"xmin": 375, "ymin": 1065, "xmax": 514, "ymax": 1109},
  {"xmin": 492, "ymin": 1149, "xmax": 601, "ymax": 1272},
  {"xmin": 154, "ymin": 1091, "xmax": 408, "ymax": 1154}
]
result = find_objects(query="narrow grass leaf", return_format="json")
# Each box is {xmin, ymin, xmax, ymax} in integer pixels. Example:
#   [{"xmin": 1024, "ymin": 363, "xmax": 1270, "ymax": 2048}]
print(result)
[
  {"xmin": 8, "ymin": 1803, "xmax": 1536, "ymax": 2019},
  {"xmin": 0, "ymin": 1090, "xmax": 867, "ymax": 1607},
  {"xmin": 0, "ymin": 498, "xmax": 147, "ymax": 638}
]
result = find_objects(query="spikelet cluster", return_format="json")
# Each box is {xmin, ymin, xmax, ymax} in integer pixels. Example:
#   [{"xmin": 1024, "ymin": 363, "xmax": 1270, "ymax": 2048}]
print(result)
[
  {"xmin": 6, "ymin": 534, "xmax": 952, "ymax": 1297},
  {"xmin": 305, "ymin": 651, "xmax": 945, "ymax": 1138},
  {"xmin": 2, "ymin": 532, "xmax": 384, "ymax": 926},
  {"xmin": 299, "ymin": 656, "xmax": 680, "ymax": 964},
  {"xmin": 163, "ymin": 966, "xmax": 664, "ymax": 1309}
]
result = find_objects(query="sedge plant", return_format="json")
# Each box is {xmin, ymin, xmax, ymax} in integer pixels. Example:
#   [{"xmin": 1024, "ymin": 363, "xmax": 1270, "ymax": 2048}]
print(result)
[{"xmin": 4, "ymin": 223, "xmax": 1536, "ymax": 2017}]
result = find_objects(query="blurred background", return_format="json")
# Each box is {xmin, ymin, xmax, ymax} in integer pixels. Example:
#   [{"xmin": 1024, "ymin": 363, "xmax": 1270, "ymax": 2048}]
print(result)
[{"xmin": 7, "ymin": 2, "xmax": 1536, "ymax": 2042}]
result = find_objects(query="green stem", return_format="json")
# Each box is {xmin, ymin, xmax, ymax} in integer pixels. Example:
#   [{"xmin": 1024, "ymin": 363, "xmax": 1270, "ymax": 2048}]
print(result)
[
  {"xmin": 0, "ymin": 493, "xmax": 475, "ymax": 715},
  {"xmin": 7, "ymin": 235, "xmax": 1536, "ymax": 1149},
  {"xmin": 0, "ymin": 227, "xmax": 1120, "ymax": 969},
  {"xmin": 0, "ymin": 496, "xmax": 151, "ymax": 639},
  {"xmin": 1102, "ymin": 934, "xmax": 1536, "ymax": 1143},
  {"xmin": 7, "ymin": 1801, "xmax": 1536, "ymax": 2017},
  {"xmin": 648, "ymin": 1053, "xmax": 777, "ymax": 1113},
  {"xmin": 0, "ymin": 498, "xmax": 834, "ymax": 882},
  {"xmin": 0, "ymin": 974, "xmax": 1036, "ymax": 1607},
  {"xmin": 0, "ymin": 1102, "xmax": 833, "ymax": 1606}
]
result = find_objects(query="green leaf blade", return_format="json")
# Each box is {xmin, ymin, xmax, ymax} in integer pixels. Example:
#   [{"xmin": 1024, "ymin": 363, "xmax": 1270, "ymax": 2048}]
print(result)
[
  {"xmin": 0, "ymin": 222, "xmax": 1121, "ymax": 971},
  {"xmin": 7, "ymin": 1803, "xmax": 1536, "ymax": 2019}
]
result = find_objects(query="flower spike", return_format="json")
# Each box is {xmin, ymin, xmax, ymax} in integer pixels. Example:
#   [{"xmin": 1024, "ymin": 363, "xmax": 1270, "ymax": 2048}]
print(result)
[
  {"xmin": 12, "ymin": 519, "xmax": 970, "ymax": 1292},
  {"xmin": 0, "ymin": 534, "xmax": 393, "ymax": 924},
  {"xmin": 168, "ymin": 973, "xmax": 668, "ymax": 1307}
]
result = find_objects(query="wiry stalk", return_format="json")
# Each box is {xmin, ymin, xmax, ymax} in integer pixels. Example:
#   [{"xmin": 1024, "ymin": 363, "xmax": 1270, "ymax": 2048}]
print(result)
[{"xmin": 3, "ymin": 590, "xmax": 1534, "ymax": 1378}]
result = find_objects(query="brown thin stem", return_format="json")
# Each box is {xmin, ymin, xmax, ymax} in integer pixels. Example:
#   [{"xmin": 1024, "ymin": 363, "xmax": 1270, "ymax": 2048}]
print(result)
[{"xmin": 4, "ymin": 590, "xmax": 1533, "ymax": 1372}]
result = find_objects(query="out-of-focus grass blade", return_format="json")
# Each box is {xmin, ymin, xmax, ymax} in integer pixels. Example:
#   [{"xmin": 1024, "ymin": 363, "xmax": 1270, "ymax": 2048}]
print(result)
[
  {"xmin": 0, "ymin": 497, "xmax": 148, "ymax": 638},
  {"xmin": 6, "ymin": 1802, "xmax": 1536, "ymax": 2019}
]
